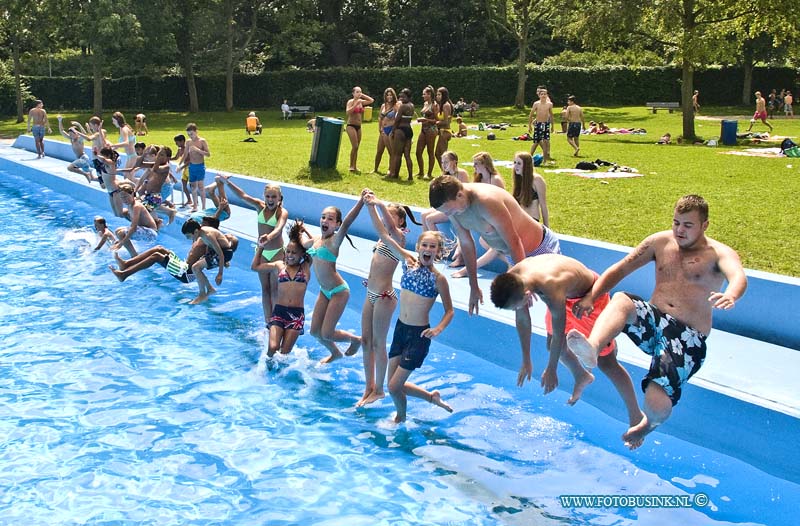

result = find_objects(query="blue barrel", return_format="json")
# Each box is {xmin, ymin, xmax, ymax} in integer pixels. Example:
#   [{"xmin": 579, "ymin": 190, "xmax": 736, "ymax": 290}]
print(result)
[{"xmin": 721, "ymin": 120, "xmax": 738, "ymax": 146}]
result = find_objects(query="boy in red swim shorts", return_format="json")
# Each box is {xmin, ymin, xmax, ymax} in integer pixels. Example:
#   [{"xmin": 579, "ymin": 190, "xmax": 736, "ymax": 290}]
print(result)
[{"xmin": 490, "ymin": 254, "xmax": 643, "ymax": 429}]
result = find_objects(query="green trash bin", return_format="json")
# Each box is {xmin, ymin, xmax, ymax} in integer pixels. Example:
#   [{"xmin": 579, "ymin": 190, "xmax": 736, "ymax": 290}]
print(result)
[{"xmin": 310, "ymin": 116, "xmax": 344, "ymax": 169}]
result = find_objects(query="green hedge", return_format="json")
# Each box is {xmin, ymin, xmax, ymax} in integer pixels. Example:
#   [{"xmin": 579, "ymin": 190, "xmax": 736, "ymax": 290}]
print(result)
[{"xmin": 23, "ymin": 65, "xmax": 798, "ymax": 113}]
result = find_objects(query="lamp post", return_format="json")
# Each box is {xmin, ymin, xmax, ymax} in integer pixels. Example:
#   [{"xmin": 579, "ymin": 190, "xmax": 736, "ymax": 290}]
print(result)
[{"xmin": 408, "ymin": 45, "xmax": 412, "ymax": 67}]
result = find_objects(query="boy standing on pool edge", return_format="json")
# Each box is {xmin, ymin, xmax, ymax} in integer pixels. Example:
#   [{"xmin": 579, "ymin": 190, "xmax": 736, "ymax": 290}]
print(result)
[
  {"xmin": 176, "ymin": 123, "xmax": 210, "ymax": 213},
  {"xmin": 27, "ymin": 100, "xmax": 52, "ymax": 159},
  {"xmin": 566, "ymin": 195, "xmax": 747, "ymax": 449}
]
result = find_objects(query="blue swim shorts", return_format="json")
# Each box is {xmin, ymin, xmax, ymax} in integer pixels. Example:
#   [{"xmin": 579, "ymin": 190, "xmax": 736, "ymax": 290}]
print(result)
[{"xmin": 188, "ymin": 163, "xmax": 206, "ymax": 183}]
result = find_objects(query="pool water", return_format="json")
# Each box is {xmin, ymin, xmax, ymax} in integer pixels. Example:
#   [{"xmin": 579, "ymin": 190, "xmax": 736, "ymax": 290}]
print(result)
[{"xmin": 0, "ymin": 172, "xmax": 797, "ymax": 526}]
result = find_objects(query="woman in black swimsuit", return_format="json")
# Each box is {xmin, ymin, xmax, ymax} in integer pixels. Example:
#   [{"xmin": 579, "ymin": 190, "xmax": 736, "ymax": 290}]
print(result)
[
  {"xmin": 345, "ymin": 86, "xmax": 374, "ymax": 173},
  {"xmin": 372, "ymin": 88, "xmax": 398, "ymax": 176},
  {"xmin": 389, "ymin": 88, "xmax": 415, "ymax": 181},
  {"xmin": 415, "ymin": 85, "xmax": 438, "ymax": 180}
]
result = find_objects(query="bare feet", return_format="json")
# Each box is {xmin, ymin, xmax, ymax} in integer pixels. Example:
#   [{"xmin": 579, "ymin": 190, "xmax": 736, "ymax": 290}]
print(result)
[
  {"xmin": 320, "ymin": 350, "xmax": 344, "ymax": 364},
  {"xmin": 622, "ymin": 414, "xmax": 654, "ymax": 450},
  {"xmin": 114, "ymin": 251, "xmax": 127, "ymax": 270},
  {"xmin": 344, "ymin": 336, "xmax": 362, "ymax": 357},
  {"xmin": 429, "ymin": 391, "xmax": 453, "ymax": 413},
  {"xmin": 567, "ymin": 370, "xmax": 595, "ymax": 405},
  {"xmin": 189, "ymin": 294, "xmax": 208, "ymax": 305},
  {"xmin": 450, "ymin": 268, "xmax": 467, "ymax": 279},
  {"xmin": 567, "ymin": 329, "xmax": 598, "ymax": 369},
  {"xmin": 356, "ymin": 389, "xmax": 386, "ymax": 407},
  {"xmin": 393, "ymin": 412, "xmax": 406, "ymax": 423},
  {"xmin": 167, "ymin": 209, "xmax": 177, "ymax": 225},
  {"xmin": 574, "ymin": 148, "xmax": 580, "ymax": 157},
  {"xmin": 108, "ymin": 265, "xmax": 126, "ymax": 282},
  {"xmin": 447, "ymin": 257, "xmax": 464, "ymax": 269}
]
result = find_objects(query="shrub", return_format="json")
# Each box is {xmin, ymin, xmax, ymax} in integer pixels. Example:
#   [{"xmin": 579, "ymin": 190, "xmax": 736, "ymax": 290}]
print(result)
[
  {"xmin": 293, "ymin": 84, "xmax": 349, "ymax": 110},
  {"xmin": 0, "ymin": 62, "xmax": 35, "ymax": 116}
]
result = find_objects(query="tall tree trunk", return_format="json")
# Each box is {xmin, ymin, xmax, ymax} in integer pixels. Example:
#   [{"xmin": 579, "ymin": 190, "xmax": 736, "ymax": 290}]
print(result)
[
  {"xmin": 12, "ymin": 33, "xmax": 23, "ymax": 123},
  {"xmin": 514, "ymin": 28, "xmax": 529, "ymax": 108},
  {"xmin": 320, "ymin": 0, "xmax": 348, "ymax": 66},
  {"xmin": 225, "ymin": 0, "xmax": 235, "ymax": 112},
  {"xmin": 92, "ymin": 51, "xmax": 103, "ymax": 115},
  {"xmin": 681, "ymin": 60, "xmax": 695, "ymax": 141},
  {"xmin": 184, "ymin": 61, "xmax": 200, "ymax": 113},
  {"xmin": 741, "ymin": 45, "xmax": 755, "ymax": 105}
]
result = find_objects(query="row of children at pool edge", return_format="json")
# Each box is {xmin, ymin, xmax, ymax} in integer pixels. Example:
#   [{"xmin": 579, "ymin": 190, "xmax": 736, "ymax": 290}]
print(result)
[{"xmin": 91, "ymin": 144, "xmax": 747, "ymax": 445}]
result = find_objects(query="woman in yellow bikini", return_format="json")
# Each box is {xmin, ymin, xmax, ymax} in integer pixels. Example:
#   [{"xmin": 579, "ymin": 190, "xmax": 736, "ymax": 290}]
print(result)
[
  {"xmin": 434, "ymin": 86, "xmax": 454, "ymax": 171},
  {"xmin": 221, "ymin": 176, "xmax": 288, "ymax": 325},
  {"xmin": 415, "ymin": 85, "xmax": 439, "ymax": 180}
]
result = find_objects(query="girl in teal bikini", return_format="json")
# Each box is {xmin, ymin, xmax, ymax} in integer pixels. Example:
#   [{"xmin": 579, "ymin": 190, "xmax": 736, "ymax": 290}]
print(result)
[
  {"xmin": 222, "ymin": 177, "xmax": 289, "ymax": 324},
  {"xmin": 301, "ymin": 198, "xmax": 365, "ymax": 364}
]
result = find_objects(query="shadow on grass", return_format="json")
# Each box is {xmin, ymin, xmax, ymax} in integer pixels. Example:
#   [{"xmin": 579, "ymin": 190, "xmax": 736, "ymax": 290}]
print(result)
[{"xmin": 298, "ymin": 166, "xmax": 346, "ymax": 182}]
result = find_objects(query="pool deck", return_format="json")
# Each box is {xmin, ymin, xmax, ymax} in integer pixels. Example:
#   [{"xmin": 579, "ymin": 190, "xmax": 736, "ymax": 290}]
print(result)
[{"xmin": 2, "ymin": 137, "xmax": 799, "ymax": 484}]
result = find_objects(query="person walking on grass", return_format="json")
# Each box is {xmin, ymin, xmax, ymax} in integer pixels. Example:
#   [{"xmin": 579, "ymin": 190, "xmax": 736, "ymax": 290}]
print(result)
[{"xmin": 747, "ymin": 91, "xmax": 773, "ymax": 133}]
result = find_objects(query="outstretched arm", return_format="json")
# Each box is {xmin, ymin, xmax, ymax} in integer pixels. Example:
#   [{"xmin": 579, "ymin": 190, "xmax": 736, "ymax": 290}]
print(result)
[
  {"xmin": 574, "ymin": 234, "xmax": 658, "ymax": 318},
  {"xmin": 220, "ymin": 176, "xmax": 264, "ymax": 210},
  {"xmin": 364, "ymin": 194, "xmax": 410, "ymax": 261},
  {"xmin": 333, "ymin": 196, "xmax": 365, "ymax": 246}
]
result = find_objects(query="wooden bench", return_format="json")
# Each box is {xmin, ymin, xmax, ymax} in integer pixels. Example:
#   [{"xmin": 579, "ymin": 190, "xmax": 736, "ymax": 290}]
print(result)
[
  {"xmin": 645, "ymin": 102, "xmax": 680, "ymax": 113},
  {"xmin": 288, "ymin": 105, "xmax": 314, "ymax": 119}
]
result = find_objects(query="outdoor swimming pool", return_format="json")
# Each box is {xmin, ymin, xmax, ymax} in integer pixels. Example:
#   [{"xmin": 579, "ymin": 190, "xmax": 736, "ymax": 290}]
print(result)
[{"xmin": 0, "ymin": 169, "xmax": 797, "ymax": 525}]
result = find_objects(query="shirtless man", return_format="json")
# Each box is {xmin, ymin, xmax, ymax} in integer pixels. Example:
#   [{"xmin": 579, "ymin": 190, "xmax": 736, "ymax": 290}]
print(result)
[
  {"xmin": 176, "ymin": 123, "xmax": 211, "ymax": 212},
  {"xmin": 490, "ymin": 254, "xmax": 642, "ymax": 432},
  {"xmin": 113, "ymin": 183, "xmax": 160, "ymax": 257},
  {"xmin": 430, "ymin": 175, "xmax": 561, "ymax": 373},
  {"xmin": 134, "ymin": 146, "xmax": 177, "ymax": 225},
  {"xmin": 57, "ymin": 115, "xmax": 93, "ymax": 182},
  {"xmin": 747, "ymin": 91, "xmax": 773, "ymax": 132},
  {"xmin": 528, "ymin": 89, "xmax": 555, "ymax": 162},
  {"xmin": 26, "ymin": 100, "xmax": 52, "ymax": 158},
  {"xmin": 564, "ymin": 96, "xmax": 586, "ymax": 157},
  {"xmin": 566, "ymin": 195, "xmax": 747, "ymax": 449},
  {"xmin": 181, "ymin": 219, "xmax": 238, "ymax": 304}
]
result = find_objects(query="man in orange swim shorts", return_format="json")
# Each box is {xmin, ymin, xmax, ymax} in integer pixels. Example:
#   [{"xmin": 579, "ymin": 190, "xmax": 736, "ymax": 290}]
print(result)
[{"xmin": 490, "ymin": 254, "xmax": 643, "ymax": 429}]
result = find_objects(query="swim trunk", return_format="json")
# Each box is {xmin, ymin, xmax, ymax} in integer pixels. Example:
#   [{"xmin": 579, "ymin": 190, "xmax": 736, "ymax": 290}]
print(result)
[
  {"xmin": 161, "ymin": 183, "xmax": 174, "ymax": 202},
  {"xmin": 116, "ymin": 153, "xmax": 129, "ymax": 168},
  {"xmin": 190, "ymin": 207, "xmax": 231, "ymax": 223},
  {"xmin": 70, "ymin": 154, "xmax": 91, "ymax": 171},
  {"xmin": 567, "ymin": 122, "xmax": 582, "ymax": 138},
  {"xmin": 506, "ymin": 225, "xmax": 561, "ymax": 264},
  {"xmin": 204, "ymin": 247, "xmax": 235, "ymax": 269},
  {"xmin": 545, "ymin": 276, "xmax": 616, "ymax": 357},
  {"xmin": 31, "ymin": 125, "xmax": 45, "ymax": 140},
  {"xmin": 320, "ymin": 282, "xmax": 349, "ymax": 300},
  {"xmin": 389, "ymin": 320, "xmax": 431, "ymax": 371},
  {"xmin": 753, "ymin": 110, "xmax": 768, "ymax": 121},
  {"xmin": 188, "ymin": 163, "xmax": 206, "ymax": 183},
  {"xmin": 533, "ymin": 122, "xmax": 550, "ymax": 142},
  {"xmin": 142, "ymin": 193, "xmax": 163, "ymax": 211},
  {"xmin": 622, "ymin": 293, "xmax": 707, "ymax": 406},
  {"xmin": 158, "ymin": 251, "xmax": 195, "ymax": 283},
  {"xmin": 785, "ymin": 105, "xmax": 793, "ymax": 115},
  {"xmin": 269, "ymin": 304, "xmax": 305, "ymax": 334},
  {"xmin": 181, "ymin": 166, "xmax": 189, "ymax": 182}
]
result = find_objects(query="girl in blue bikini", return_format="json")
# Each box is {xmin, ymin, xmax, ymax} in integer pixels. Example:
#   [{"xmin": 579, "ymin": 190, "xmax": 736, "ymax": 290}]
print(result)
[
  {"xmin": 251, "ymin": 222, "xmax": 312, "ymax": 370},
  {"xmin": 301, "ymin": 198, "xmax": 365, "ymax": 363},
  {"xmin": 363, "ymin": 192, "xmax": 455, "ymax": 423},
  {"xmin": 222, "ymin": 176, "xmax": 289, "ymax": 325}
]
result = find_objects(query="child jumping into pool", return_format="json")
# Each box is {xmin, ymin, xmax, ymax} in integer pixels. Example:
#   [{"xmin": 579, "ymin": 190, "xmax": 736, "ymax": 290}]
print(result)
[
  {"xmin": 300, "ymin": 199, "xmax": 364, "ymax": 363},
  {"xmin": 364, "ymin": 191, "xmax": 455, "ymax": 423},
  {"xmin": 181, "ymin": 219, "xmax": 239, "ymax": 304},
  {"xmin": 251, "ymin": 222, "xmax": 312, "ymax": 369},
  {"xmin": 358, "ymin": 192, "xmax": 416, "ymax": 407},
  {"xmin": 222, "ymin": 175, "xmax": 289, "ymax": 325},
  {"xmin": 93, "ymin": 216, "xmax": 117, "ymax": 251}
]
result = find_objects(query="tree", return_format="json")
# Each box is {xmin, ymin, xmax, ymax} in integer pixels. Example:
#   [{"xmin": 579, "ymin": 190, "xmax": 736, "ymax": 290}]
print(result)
[
  {"xmin": 560, "ymin": 0, "xmax": 760, "ymax": 141},
  {"xmin": 487, "ymin": 0, "xmax": 556, "ymax": 108},
  {"xmin": 0, "ymin": 0, "xmax": 45, "ymax": 122}
]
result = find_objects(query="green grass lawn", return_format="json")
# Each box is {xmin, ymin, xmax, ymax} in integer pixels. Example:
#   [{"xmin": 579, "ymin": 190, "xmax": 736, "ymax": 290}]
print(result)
[{"xmin": 1, "ymin": 106, "xmax": 797, "ymax": 276}]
